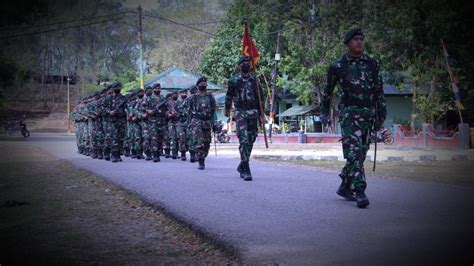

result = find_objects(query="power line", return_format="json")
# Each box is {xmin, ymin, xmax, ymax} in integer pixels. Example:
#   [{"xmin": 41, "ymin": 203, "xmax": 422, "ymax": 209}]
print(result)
[
  {"xmin": 0, "ymin": 11, "xmax": 130, "ymax": 33},
  {"xmin": 0, "ymin": 15, "xmax": 131, "ymax": 40},
  {"xmin": 143, "ymin": 13, "xmax": 216, "ymax": 36}
]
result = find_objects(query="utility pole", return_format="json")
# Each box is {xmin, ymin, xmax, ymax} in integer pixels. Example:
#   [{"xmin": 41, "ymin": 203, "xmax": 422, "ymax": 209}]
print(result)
[
  {"xmin": 269, "ymin": 32, "xmax": 281, "ymax": 140},
  {"xmin": 67, "ymin": 76, "xmax": 71, "ymax": 133},
  {"xmin": 138, "ymin": 5, "xmax": 144, "ymax": 90}
]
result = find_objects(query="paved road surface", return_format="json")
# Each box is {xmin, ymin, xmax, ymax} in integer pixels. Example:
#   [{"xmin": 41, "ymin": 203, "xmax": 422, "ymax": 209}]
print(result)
[{"xmin": 24, "ymin": 134, "xmax": 474, "ymax": 265}]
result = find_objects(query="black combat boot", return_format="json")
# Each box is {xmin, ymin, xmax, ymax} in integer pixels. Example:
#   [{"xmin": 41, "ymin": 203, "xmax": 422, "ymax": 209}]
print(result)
[
  {"xmin": 164, "ymin": 149, "xmax": 170, "ymax": 158},
  {"xmin": 130, "ymin": 149, "xmax": 137, "ymax": 159},
  {"xmin": 123, "ymin": 147, "xmax": 130, "ymax": 157},
  {"xmin": 111, "ymin": 151, "xmax": 119, "ymax": 163},
  {"xmin": 152, "ymin": 151, "xmax": 160, "ymax": 162},
  {"xmin": 171, "ymin": 149, "xmax": 178, "ymax": 159},
  {"xmin": 336, "ymin": 180, "xmax": 356, "ymax": 201},
  {"xmin": 84, "ymin": 148, "xmax": 90, "ymax": 157},
  {"xmin": 180, "ymin": 151, "xmax": 187, "ymax": 161},
  {"xmin": 91, "ymin": 149, "xmax": 98, "ymax": 159},
  {"xmin": 97, "ymin": 149, "xmax": 104, "ymax": 160},
  {"xmin": 145, "ymin": 150, "xmax": 152, "ymax": 161},
  {"xmin": 242, "ymin": 162, "xmax": 252, "ymax": 181},
  {"xmin": 189, "ymin": 151, "xmax": 196, "ymax": 163},
  {"xmin": 355, "ymin": 189, "xmax": 370, "ymax": 208},
  {"xmin": 104, "ymin": 148, "xmax": 110, "ymax": 161},
  {"xmin": 237, "ymin": 162, "xmax": 244, "ymax": 179},
  {"xmin": 77, "ymin": 147, "xmax": 83, "ymax": 154},
  {"xmin": 136, "ymin": 149, "xmax": 144, "ymax": 159},
  {"xmin": 198, "ymin": 158, "xmax": 205, "ymax": 170}
]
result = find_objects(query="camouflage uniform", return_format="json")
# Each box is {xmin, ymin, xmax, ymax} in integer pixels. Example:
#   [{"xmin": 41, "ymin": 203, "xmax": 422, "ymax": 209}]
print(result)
[
  {"xmin": 225, "ymin": 64, "xmax": 263, "ymax": 180},
  {"xmin": 322, "ymin": 52, "xmax": 387, "ymax": 199},
  {"xmin": 176, "ymin": 91, "xmax": 190, "ymax": 160},
  {"xmin": 186, "ymin": 86, "xmax": 198, "ymax": 162},
  {"xmin": 167, "ymin": 93, "xmax": 180, "ymax": 159},
  {"xmin": 140, "ymin": 90, "xmax": 167, "ymax": 162},
  {"xmin": 188, "ymin": 91, "xmax": 216, "ymax": 168},
  {"xmin": 103, "ymin": 86, "xmax": 127, "ymax": 162}
]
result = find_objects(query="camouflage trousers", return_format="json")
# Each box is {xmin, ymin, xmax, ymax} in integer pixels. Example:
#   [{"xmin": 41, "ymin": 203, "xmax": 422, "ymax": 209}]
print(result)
[
  {"xmin": 142, "ymin": 120, "xmax": 164, "ymax": 152},
  {"xmin": 234, "ymin": 110, "xmax": 258, "ymax": 162},
  {"xmin": 186, "ymin": 124, "xmax": 194, "ymax": 153},
  {"xmin": 189, "ymin": 119, "xmax": 211, "ymax": 160},
  {"xmin": 177, "ymin": 122, "xmax": 188, "ymax": 152},
  {"xmin": 168, "ymin": 122, "xmax": 179, "ymax": 152},
  {"xmin": 339, "ymin": 107, "xmax": 374, "ymax": 192},
  {"xmin": 104, "ymin": 119, "xmax": 126, "ymax": 153},
  {"xmin": 90, "ymin": 118, "xmax": 104, "ymax": 150},
  {"xmin": 84, "ymin": 120, "xmax": 91, "ymax": 150},
  {"xmin": 162, "ymin": 123, "xmax": 170, "ymax": 150},
  {"xmin": 75, "ymin": 121, "xmax": 84, "ymax": 149},
  {"xmin": 128, "ymin": 122, "xmax": 143, "ymax": 151},
  {"xmin": 123, "ymin": 121, "xmax": 132, "ymax": 150}
]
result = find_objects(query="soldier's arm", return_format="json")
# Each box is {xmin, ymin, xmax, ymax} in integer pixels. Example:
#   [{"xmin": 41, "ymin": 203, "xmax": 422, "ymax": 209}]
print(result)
[
  {"xmin": 373, "ymin": 60, "xmax": 387, "ymax": 123},
  {"xmin": 224, "ymin": 77, "xmax": 236, "ymax": 116},
  {"xmin": 321, "ymin": 62, "xmax": 338, "ymax": 116}
]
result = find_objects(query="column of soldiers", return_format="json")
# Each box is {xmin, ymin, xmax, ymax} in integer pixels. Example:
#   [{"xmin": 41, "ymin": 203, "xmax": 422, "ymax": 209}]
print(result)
[{"xmin": 71, "ymin": 79, "xmax": 217, "ymax": 169}]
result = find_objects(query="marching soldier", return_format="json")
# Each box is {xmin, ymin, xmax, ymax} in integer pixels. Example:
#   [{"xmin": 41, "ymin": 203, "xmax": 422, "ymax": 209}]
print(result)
[
  {"xmin": 176, "ymin": 88, "xmax": 190, "ymax": 161},
  {"xmin": 224, "ymin": 56, "xmax": 264, "ymax": 181},
  {"xmin": 321, "ymin": 28, "xmax": 386, "ymax": 208}
]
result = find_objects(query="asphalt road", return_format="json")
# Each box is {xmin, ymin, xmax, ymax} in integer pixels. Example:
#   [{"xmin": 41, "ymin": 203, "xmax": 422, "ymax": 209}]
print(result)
[{"xmin": 24, "ymin": 134, "xmax": 474, "ymax": 265}]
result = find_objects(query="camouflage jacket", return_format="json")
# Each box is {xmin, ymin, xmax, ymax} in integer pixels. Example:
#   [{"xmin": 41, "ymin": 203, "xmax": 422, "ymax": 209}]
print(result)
[
  {"xmin": 188, "ymin": 93, "xmax": 217, "ymax": 129},
  {"xmin": 139, "ymin": 93, "xmax": 166, "ymax": 124},
  {"xmin": 176, "ymin": 97, "xmax": 190, "ymax": 125},
  {"xmin": 103, "ymin": 94, "xmax": 127, "ymax": 121},
  {"xmin": 225, "ymin": 74, "xmax": 263, "ymax": 118},
  {"xmin": 322, "ymin": 53, "xmax": 386, "ymax": 122}
]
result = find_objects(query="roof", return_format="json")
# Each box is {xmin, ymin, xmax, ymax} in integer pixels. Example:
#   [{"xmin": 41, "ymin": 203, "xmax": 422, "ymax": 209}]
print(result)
[
  {"xmin": 278, "ymin": 104, "xmax": 320, "ymax": 117},
  {"xmin": 214, "ymin": 93, "xmax": 226, "ymax": 106},
  {"xmin": 144, "ymin": 67, "xmax": 220, "ymax": 90}
]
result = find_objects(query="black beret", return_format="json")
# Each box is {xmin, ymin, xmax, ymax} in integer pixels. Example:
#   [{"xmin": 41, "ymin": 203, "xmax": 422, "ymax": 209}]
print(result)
[
  {"xmin": 145, "ymin": 86, "xmax": 153, "ymax": 91},
  {"xmin": 179, "ymin": 88, "xmax": 188, "ymax": 93},
  {"xmin": 152, "ymin": 83, "xmax": 161, "ymax": 89},
  {"xmin": 237, "ymin": 55, "xmax": 250, "ymax": 65},
  {"xmin": 343, "ymin": 28, "xmax": 364, "ymax": 44},
  {"xmin": 189, "ymin": 85, "xmax": 198, "ymax": 91},
  {"xmin": 196, "ymin": 76, "xmax": 207, "ymax": 86},
  {"xmin": 110, "ymin": 81, "xmax": 122, "ymax": 89}
]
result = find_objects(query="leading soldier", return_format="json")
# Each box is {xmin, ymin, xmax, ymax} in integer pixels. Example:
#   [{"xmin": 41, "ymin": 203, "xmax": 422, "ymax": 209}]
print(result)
[
  {"xmin": 224, "ymin": 56, "xmax": 264, "ymax": 181},
  {"xmin": 321, "ymin": 28, "xmax": 387, "ymax": 208}
]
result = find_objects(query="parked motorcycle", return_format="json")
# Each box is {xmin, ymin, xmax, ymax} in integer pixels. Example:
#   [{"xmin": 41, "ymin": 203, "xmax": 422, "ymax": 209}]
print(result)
[
  {"xmin": 370, "ymin": 127, "xmax": 393, "ymax": 145},
  {"xmin": 215, "ymin": 121, "xmax": 230, "ymax": 143},
  {"xmin": 4, "ymin": 116, "xmax": 30, "ymax": 138}
]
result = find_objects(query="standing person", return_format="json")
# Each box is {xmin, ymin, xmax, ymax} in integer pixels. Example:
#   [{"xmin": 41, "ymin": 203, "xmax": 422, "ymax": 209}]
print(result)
[
  {"xmin": 187, "ymin": 85, "xmax": 198, "ymax": 163},
  {"xmin": 167, "ymin": 92, "xmax": 180, "ymax": 159},
  {"xmin": 176, "ymin": 88, "xmax": 190, "ymax": 161},
  {"xmin": 321, "ymin": 28, "xmax": 386, "ymax": 208},
  {"xmin": 188, "ymin": 77, "xmax": 218, "ymax": 170},
  {"xmin": 141, "ymin": 83, "xmax": 166, "ymax": 162},
  {"xmin": 162, "ymin": 93, "xmax": 172, "ymax": 158},
  {"xmin": 131, "ymin": 89, "xmax": 145, "ymax": 159},
  {"xmin": 224, "ymin": 56, "xmax": 264, "ymax": 181},
  {"xmin": 104, "ymin": 81, "xmax": 127, "ymax": 163}
]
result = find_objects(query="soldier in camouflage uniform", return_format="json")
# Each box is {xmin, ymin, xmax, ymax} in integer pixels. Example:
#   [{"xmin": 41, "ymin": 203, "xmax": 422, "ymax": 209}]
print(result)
[
  {"xmin": 71, "ymin": 100, "xmax": 84, "ymax": 154},
  {"xmin": 104, "ymin": 82, "xmax": 127, "ymax": 163},
  {"xmin": 125, "ymin": 88, "xmax": 143, "ymax": 159},
  {"xmin": 176, "ymin": 88, "xmax": 190, "ymax": 161},
  {"xmin": 162, "ymin": 93, "xmax": 172, "ymax": 158},
  {"xmin": 167, "ymin": 92, "xmax": 180, "ymax": 160},
  {"xmin": 224, "ymin": 56, "xmax": 264, "ymax": 181},
  {"xmin": 124, "ymin": 89, "xmax": 137, "ymax": 158},
  {"xmin": 140, "ymin": 83, "xmax": 167, "ymax": 162},
  {"xmin": 321, "ymin": 28, "xmax": 387, "ymax": 208},
  {"xmin": 188, "ymin": 77, "xmax": 218, "ymax": 170},
  {"xmin": 187, "ymin": 85, "xmax": 198, "ymax": 163},
  {"xmin": 84, "ymin": 91, "xmax": 99, "ymax": 157},
  {"xmin": 89, "ymin": 88, "xmax": 108, "ymax": 160}
]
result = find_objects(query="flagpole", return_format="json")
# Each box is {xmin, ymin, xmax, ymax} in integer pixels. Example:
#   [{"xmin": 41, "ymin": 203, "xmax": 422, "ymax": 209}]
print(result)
[
  {"xmin": 441, "ymin": 38, "xmax": 463, "ymax": 124},
  {"xmin": 245, "ymin": 22, "xmax": 269, "ymax": 148}
]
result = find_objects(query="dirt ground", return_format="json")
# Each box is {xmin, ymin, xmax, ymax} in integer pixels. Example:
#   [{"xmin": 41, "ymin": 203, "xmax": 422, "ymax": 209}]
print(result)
[
  {"xmin": 259, "ymin": 158, "xmax": 474, "ymax": 187},
  {"xmin": 0, "ymin": 141, "xmax": 236, "ymax": 265}
]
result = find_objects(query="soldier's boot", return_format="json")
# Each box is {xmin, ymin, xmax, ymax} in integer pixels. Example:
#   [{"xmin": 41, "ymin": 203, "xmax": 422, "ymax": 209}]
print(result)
[
  {"xmin": 241, "ymin": 162, "xmax": 252, "ymax": 181},
  {"xmin": 123, "ymin": 147, "xmax": 130, "ymax": 157},
  {"xmin": 189, "ymin": 151, "xmax": 196, "ymax": 163},
  {"xmin": 152, "ymin": 151, "xmax": 160, "ymax": 162},
  {"xmin": 171, "ymin": 149, "xmax": 178, "ymax": 159},
  {"xmin": 84, "ymin": 148, "xmax": 90, "ymax": 157},
  {"xmin": 164, "ymin": 149, "xmax": 171, "ymax": 158},
  {"xmin": 130, "ymin": 149, "xmax": 137, "ymax": 159},
  {"xmin": 77, "ymin": 147, "xmax": 83, "ymax": 154},
  {"xmin": 111, "ymin": 151, "xmax": 119, "ymax": 163},
  {"xmin": 103, "ymin": 148, "xmax": 110, "ymax": 161},
  {"xmin": 91, "ymin": 149, "xmax": 98, "ymax": 159},
  {"xmin": 145, "ymin": 150, "xmax": 152, "ymax": 161},
  {"xmin": 136, "ymin": 149, "xmax": 144, "ymax": 160},
  {"xmin": 237, "ymin": 162, "xmax": 244, "ymax": 179},
  {"xmin": 98, "ymin": 149, "xmax": 104, "ymax": 160},
  {"xmin": 336, "ymin": 180, "xmax": 356, "ymax": 201},
  {"xmin": 355, "ymin": 189, "xmax": 370, "ymax": 208},
  {"xmin": 198, "ymin": 158, "xmax": 205, "ymax": 170},
  {"xmin": 180, "ymin": 151, "xmax": 187, "ymax": 161}
]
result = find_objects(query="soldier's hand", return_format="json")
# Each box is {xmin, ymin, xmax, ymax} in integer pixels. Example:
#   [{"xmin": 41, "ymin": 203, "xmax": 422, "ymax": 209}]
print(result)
[
  {"xmin": 132, "ymin": 117, "xmax": 137, "ymax": 122},
  {"xmin": 147, "ymin": 109, "xmax": 154, "ymax": 115},
  {"xmin": 110, "ymin": 110, "xmax": 116, "ymax": 116}
]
